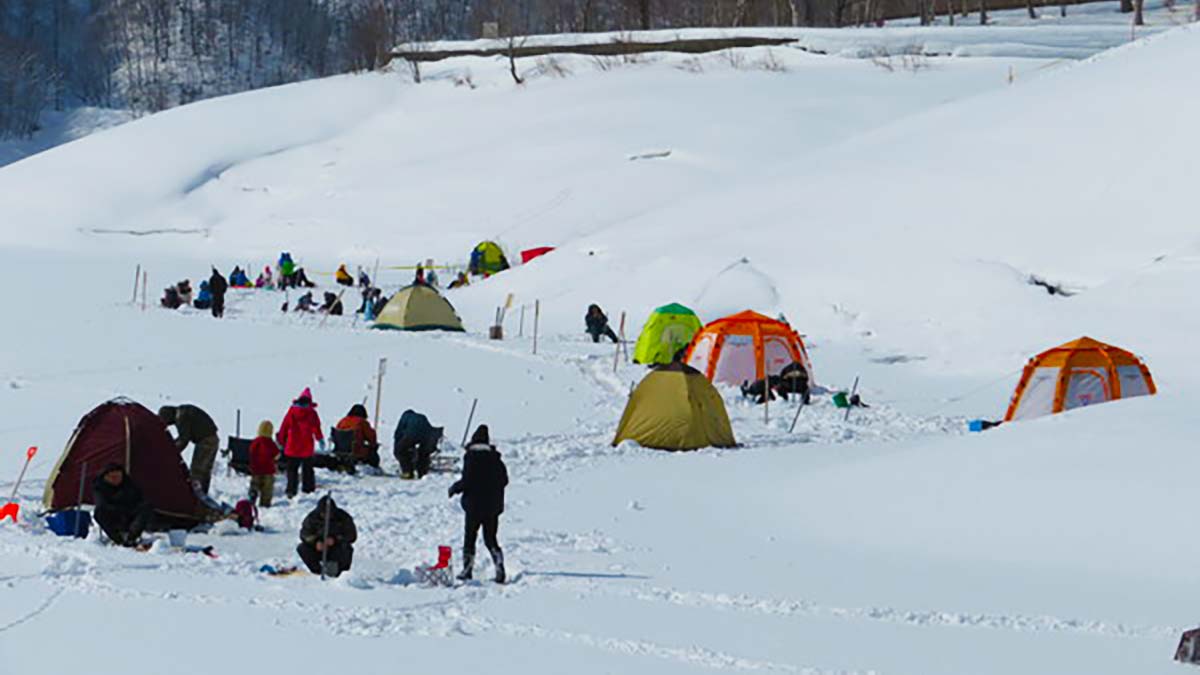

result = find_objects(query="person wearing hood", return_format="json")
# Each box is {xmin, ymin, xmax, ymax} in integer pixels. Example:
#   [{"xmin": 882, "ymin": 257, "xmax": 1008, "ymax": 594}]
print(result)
[
  {"xmin": 159, "ymin": 404, "xmax": 220, "ymax": 495},
  {"xmin": 277, "ymin": 388, "xmax": 324, "ymax": 498},
  {"xmin": 321, "ymin": 292, "xmax": 344, "ymax": 316},
  {"xmin": 585, "ymin": 304, "xmax": 619, "ymax": 343},
  {"xmin": 92, "ymin": 464, "xmax": 153, "ymax": 547},
  {"xmin": 248, "ymin": 420, "xmax": 280, "ymax": 507},
  {"xmin": 335, "ymin": 264, "xmax": 354, "ymax": 287},
  {"xmin": 194, "ymin": 280, "xmax": 213, "ymax": 310},
  {"xmin": 335, "ymin": 404, "xmax": 379, "ymax": 469},
  {"xmin": 448, "ymin": 425, "xmax": 509, "ymax": 583},
  {"xmin": 297, "ymin": 495, "xmax": 357, "ymax": 577},
  {"xmin": 393, "ymin": 409, "xmax": 442, "ymax": 480},
  {"xmin": 209, "ymin": 267, "xmax": 228, "ymax": 318}
]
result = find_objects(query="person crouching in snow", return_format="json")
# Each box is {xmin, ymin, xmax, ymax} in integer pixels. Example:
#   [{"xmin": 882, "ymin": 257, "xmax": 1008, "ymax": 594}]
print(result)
[
  {"xmin": 93, "ymin": 464, "xmax": 154, "ymax": 547},
  {"xmin": 585, "ymin": 304, "xmax": 619, "ymax": 343},
  {"xmin": 448, "ymin": 425, "xmax": 509, "ymax": 583},
  {"xmin": 277, "ymin": 388, "xmax": 324, "ymax": 498},
  {"xmin": 248, "ymin": 420, "xmax": 280, "ymax": 507},
  {"xmin": 297, "ymin": 495, "xmax": 356, "ymax": 577}
]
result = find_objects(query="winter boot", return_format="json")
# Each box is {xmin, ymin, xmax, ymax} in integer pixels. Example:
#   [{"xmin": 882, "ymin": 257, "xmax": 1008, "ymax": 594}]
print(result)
[
  {"xmin": 457, "ymin": 553, "xmax": 474, "ymax": 581},
  {"xmin": 490, "ymin": 548, "xmax": 506, "ymax": 584},
  {"xmin": 401, "ymin": 471, "xmax": 415, "ymax": 480}
]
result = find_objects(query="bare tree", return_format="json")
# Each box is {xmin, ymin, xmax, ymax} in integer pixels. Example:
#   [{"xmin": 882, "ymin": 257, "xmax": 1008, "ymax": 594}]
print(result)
[{"xmin": 346, "ymin": 1, "xmax": 395, "ymax": 71}]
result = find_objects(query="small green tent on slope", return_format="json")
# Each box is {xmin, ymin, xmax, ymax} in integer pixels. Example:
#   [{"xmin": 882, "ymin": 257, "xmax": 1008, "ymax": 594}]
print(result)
[
  {"xmin": 633, "ymin": 303, "xmax": 703, "ymax": 366},
  {"xmin": 373, "ymin": 285, "xmax": 465, "ymax": 332}
]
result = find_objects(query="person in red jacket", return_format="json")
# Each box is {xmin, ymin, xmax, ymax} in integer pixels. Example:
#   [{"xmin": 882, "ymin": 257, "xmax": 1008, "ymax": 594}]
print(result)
[
  {"xmin": 248, "ymin": 420, "xmax": 280, "ymax": 507},
  {"xmin": 277, "ymin": 388, "xmax": 325, "ymax": 498}
]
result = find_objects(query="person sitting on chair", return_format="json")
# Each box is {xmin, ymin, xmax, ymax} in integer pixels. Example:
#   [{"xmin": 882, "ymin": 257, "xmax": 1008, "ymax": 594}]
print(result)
[
  {"xmin": 393, "ymin": 409, "xmax": 443, "ymax": 480},
  {"xmin": 335, "ymin": 404, "xmax": 380, "ymax": 469},
  {"xmin": 297, "ymin": 495, "xmax": 356, "ymax": 577},
  {"xmin": 93, "ymin": 464, "xmax": 154, "ymax": 547}
]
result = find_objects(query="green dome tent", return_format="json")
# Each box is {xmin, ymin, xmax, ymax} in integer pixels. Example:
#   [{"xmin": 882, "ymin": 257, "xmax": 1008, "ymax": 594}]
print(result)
[
  {"xmin": 469, "ymin": 241, "xmax": 510, "ymax": 277},
  {"xmin": 373, "ymin": 285, "xmax": 465, "ymax": 332},
  {"xmin": 633, "ymin": 303, "xmax": 703, "ymax": 366}
]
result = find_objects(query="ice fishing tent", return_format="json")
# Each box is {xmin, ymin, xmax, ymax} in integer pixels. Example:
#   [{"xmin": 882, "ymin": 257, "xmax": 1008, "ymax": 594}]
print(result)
[
  {"xmin": 633, "ymin": 303, "xmax": 703, "ymax": 366},
  {"xmin": 373, "ymin": 284, "xmax": 465, "ymax": 332},
  {"xmin": 43, "ymin": 399, "xmax": 208, "ymax": 527},
  {"xmin": 469, "ymin": 241, "xmax": 510, "ymax": 276},
  {"xmin": 1003, "ymin": 336, "xmax": 1156, "ymax": 421},
  {"xmin": 612, "ymin": 362, "xmax": 736, "ymax": 451},
  {"xmin": 685, "ymin": 311, "xmax": 813, "ymax": 386}
]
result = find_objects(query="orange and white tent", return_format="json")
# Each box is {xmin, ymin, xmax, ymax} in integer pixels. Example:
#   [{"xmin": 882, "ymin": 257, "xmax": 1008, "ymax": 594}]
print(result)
[
  {"xmin": 685, "ymin": 310, "xmax": 813, "ymax": 386},
  {"xmin": 1003, "ymin": 337, "xmax": 1156, "ymax": 421}
]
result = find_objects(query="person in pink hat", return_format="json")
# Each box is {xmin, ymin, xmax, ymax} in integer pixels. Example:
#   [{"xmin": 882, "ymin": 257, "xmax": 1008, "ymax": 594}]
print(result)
[{"xmin": 277, "ymin": 388, "xmax": 324, "ymax": 497}]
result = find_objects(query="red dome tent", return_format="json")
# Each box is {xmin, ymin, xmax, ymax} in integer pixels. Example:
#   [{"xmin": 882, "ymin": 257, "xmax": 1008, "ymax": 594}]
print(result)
[{"xmin": 43, "ymin": 399, "xmax": 211, "ymax": 527}]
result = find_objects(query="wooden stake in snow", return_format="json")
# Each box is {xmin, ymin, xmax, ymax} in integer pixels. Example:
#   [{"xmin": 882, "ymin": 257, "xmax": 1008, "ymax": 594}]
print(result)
[
  {"xmin": 613, "ymin": 311, "xmax": 624, "ymax": 374},
  {"xmin": 131, "ymin": 264, "xmax": 141, "ymax": 304},
  {"xmin": 319, "ymin": 493, "xmax": 332, "ymax": 581},
  {"xmin": 519, "ymin": 305, "xmax": 526, "ymax": 338},
  {"xmin": 532, "ymin": 300, "xmax": 541, "ymax": 355},
  {"xmin": 844, "ymin": 376, "xmax": 860, "ymax": 423},
  {"xmin": 788, "ymin": 399, "xmax": 806, "ymax": 433},
  {"xmin": 373, "ymin": 358, "xmax": 388, "ymax": 431},
  {"xmin": 461, "ymin": 398, "xmax": 479, "ymax": 448},
  {"xmin": 371, "ymin": 256, "xmax": 381, "ymax": 289},
  {"xmin": 141, "ymin": 270, "xmax": 148, "ymax": 311}
]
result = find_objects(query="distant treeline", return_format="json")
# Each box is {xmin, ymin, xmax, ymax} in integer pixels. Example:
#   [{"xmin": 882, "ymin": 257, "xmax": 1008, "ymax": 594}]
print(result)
[{"xmin": 0, "ymin": 0, "xmax": 1124, "ymax": 139}]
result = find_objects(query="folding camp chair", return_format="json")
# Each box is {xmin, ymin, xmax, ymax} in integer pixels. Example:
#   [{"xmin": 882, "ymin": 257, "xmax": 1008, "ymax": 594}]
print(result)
[{"xmin": 223, "ymin": 437, "xmax": 253, "ymax": 475}]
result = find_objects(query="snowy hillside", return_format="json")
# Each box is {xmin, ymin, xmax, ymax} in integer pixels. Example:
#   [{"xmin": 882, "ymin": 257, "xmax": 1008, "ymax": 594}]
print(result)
[{"xmin": 2, "ymin": 6, "xmax": 1199, "ymax": 675}]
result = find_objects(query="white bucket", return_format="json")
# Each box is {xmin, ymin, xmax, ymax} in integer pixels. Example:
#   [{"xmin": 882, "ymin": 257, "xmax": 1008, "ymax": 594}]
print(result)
[{"xmin": 167, "ymin": 529, "xmax": 188, "ymax": 547}]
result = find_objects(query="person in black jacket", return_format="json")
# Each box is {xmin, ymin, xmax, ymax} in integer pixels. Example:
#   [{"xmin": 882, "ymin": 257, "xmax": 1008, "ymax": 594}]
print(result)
[
  {"xmin": 297, "ymin": 495, "xmax": 357, "ymax": 577},
  {"xmin": 448, "ymin": 425, "xmax": 509, "ymax": 583},
  {"xmin": 585, "ymin": 304, "xmax": 619, "ymax": 343},
  {"xmin": 208, "ymin": 267, "xmax": 228, "ymax": 319},
  {"xmin": 92, "ymin": 464, "xmax": 154, "ymax": 547}
]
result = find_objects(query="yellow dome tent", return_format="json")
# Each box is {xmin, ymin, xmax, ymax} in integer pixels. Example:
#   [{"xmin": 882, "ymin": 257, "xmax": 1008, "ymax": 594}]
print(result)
[
  {"xmin": 1003, "ymin": 336, "xmax": 1155, "ymax": 421},
  {"xmin": 373, "ymin": 285, "xmax": 465, "ymax": 332},
  {"xmin": 612, "ymin": 362, "xmax": 736, "ymax": 451},
  {"xmin": 633, "ymin": 303, "xmax": 703, "ymax": 366}
]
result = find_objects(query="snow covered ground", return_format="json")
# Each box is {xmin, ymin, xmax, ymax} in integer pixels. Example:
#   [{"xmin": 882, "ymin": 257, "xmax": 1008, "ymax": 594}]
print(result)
[{"xmin": 2, "ymin": 5, "xmax": 1199, "ymax": 674}]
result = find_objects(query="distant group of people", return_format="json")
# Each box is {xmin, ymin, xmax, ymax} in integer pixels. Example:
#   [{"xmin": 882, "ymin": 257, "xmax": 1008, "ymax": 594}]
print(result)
[
  {"xmin": 161, "ymin": 268, "xmax": 228, "ymax": 318},
  {"xmin": 92, "ymin": 388, "xmax": 510, "ymax": 583}
]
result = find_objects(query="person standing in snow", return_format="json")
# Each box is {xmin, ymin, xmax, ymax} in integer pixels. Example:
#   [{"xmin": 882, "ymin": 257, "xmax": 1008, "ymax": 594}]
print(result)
[
  {"xmin": 159, "ymin": 404, "xmax": 220, "ymax": 495},
  {"xmin": 248, "ymin": 420, "xmax": 280, "ymax": 507},
  {"xmin": 297, "ymin": 495, "xmax": 357, "ymax": 577},
  {"xmin": 209, "ymin": 267, "xmax": 228, "ymax": 318},
  {"xmin": 585, "ymin": 304, "xmax": 619, "ymax": 343},
  {"xmin": 277, "ymin": 388, "xmax": 324, "ymax": 498},
  {"xmin": 448, "ymin": 425, "xmax": 509, "ymax": 583},
  {"xmin": 92, "ymin": 464, "xmax": 154, "ymax": 547}
]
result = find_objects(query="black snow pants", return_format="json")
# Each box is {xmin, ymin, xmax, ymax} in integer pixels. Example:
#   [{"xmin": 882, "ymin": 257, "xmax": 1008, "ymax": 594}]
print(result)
[
  {"xmin": 285, "ymin": 456, "xmax": 315, "ymax": 497},
  {"xmin": 297, "ymin": 541, "xmax": 354, "ymax": 577},
  {"xmin": 463, "ymin": 513, "xmax": 501, "ymax": 558}
]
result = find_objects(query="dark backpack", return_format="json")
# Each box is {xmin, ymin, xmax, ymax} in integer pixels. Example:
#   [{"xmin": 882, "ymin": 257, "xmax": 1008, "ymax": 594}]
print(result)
[{"xmin": 234, "ymin": 499, "xmax": 257, "ymax": 529}]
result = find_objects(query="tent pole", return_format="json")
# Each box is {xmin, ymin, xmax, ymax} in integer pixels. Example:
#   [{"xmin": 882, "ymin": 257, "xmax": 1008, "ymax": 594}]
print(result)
[
  {"xmin": 760, "ymin": 326, "xmax": 769, "ymax": 426},
  {"xmin": 75, "ymin": 461, "xmax": 87, "ymax": 537}
]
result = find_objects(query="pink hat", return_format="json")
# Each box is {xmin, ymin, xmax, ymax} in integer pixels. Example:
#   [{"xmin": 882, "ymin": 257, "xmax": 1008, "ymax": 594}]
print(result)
[{"xmin": 294, "ymin": 388, "xmax": 315, "ymax": 405}]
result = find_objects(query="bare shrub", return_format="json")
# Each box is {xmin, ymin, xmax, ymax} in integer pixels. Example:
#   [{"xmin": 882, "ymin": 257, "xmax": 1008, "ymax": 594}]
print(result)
[
  {"xmin": 721, "ymin": 48, "xmax": 748, "ymax": 70},
  {"xmin": 535, "ymin": 56, "xmax": 572, "ymax": 78},
  {"xmin": 756, "ymin": 48, "xmax": 788, "ymax": 72},
  {"xmin": 676, "ymin": 57, "xmax": 705, "ymax": 74},
  {"xmin": 0, "ymin": 38, "xmax": 54, "ymax": 139}
]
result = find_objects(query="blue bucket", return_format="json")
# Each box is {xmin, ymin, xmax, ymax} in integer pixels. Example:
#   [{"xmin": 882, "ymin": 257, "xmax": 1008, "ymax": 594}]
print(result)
[
  {"xmin": 968, "ymin": 419, "xmax": 985, "ymax": 433},
  {"xmin": 46, "ymin": 510, "xmax": 91, "ymax": 538}
]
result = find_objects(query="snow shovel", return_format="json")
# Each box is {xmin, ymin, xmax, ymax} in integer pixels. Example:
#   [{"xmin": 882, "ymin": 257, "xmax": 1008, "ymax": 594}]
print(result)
[{"xmin": 1, "ymin": 446, "xmax": 38, "ymax": 523}]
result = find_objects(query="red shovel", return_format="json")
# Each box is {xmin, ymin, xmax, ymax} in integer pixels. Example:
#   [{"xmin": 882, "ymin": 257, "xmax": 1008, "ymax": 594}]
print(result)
[{"xmin": 1, "ymin": 446, "xmax": 38, "ymax": 523}]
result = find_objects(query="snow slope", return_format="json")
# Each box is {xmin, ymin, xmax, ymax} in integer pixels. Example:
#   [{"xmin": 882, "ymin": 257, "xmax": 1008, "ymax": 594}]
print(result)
[{"xmin": 2, "ymin": 10, "xmax": 1200, "ymax": 675}]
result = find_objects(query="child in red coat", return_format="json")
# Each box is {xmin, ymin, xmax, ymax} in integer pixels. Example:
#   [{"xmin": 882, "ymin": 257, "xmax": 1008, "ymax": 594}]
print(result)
[
  {"xmin": 248, "ymin": 420, "xmax": 279, "ymax": 507},
  {"xmin": 277, "ymin": 388, "xmax": 324, "ymax": 498}
]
